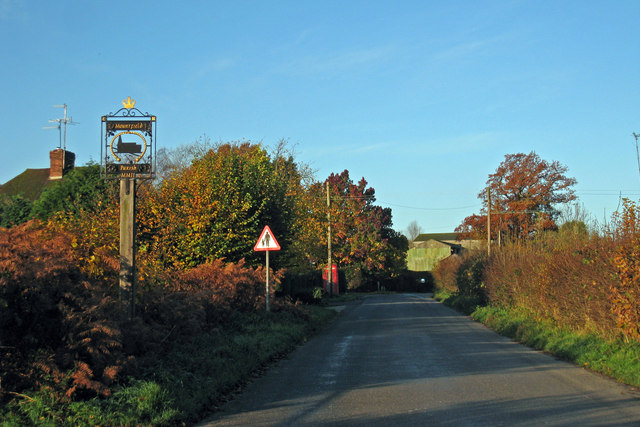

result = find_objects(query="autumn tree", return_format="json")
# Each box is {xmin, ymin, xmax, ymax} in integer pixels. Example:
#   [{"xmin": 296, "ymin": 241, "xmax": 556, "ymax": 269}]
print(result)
[
  {"xmin": 138, "ymin": 141, "xmax": 299, "ymax": 269},
  {"xmin": 295, "ymin": 170, "xmax": 406, "ymax": 288},
  {"xmin": 456, "ymin": 152, "xmax": 577, "ymax": 240}
]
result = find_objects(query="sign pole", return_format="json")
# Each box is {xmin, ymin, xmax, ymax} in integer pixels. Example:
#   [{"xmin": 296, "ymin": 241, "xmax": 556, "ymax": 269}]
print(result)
[{"xmin": 265, "ymin": 250, "xmax": 270, "ymax": 312}]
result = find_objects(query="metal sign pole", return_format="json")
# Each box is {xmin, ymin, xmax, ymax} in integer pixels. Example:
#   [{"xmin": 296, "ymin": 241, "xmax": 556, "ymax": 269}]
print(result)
[
  {"xmin": 254, "ymin": 225, "xmax": 280, "ymax": 313},
  {"xmin": 266, "ymin": 250, "xmax": 270, "ymax": 312}
]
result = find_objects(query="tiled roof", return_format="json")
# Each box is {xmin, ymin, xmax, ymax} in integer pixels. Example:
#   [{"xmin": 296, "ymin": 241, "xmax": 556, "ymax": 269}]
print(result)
[{"xmin": 0, "ymin": 168, "xmax": 52, "ymax": 201}]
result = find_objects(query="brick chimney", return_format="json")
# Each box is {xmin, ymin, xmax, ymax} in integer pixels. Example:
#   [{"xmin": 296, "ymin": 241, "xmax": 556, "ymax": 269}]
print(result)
[{"xmin": 49, "ymin": 149, "xmax": 76, "ymax": 180}]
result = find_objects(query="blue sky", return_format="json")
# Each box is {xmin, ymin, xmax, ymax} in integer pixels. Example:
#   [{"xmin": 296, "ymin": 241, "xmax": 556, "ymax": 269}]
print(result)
[{"xmin": 1, "ymin": 0, "xmax": 639, "ymax": 234}]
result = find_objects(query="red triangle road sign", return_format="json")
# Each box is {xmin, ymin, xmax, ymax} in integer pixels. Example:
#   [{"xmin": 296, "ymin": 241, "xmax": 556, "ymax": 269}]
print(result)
[{"xmin": 254, "ymin": 225, "xmax": 281, "ymax": 251}]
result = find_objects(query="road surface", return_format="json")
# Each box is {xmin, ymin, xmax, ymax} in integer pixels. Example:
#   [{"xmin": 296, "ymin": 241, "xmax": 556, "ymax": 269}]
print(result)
[{"xmin": 199, "ymin": 293, "xmax": 640, "ymax": 426}]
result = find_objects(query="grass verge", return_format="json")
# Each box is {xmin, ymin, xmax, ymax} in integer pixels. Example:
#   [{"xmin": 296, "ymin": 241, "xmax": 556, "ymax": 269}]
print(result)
[
  {"xmin": 433, "ymin": 288, "xmax": 483, "ymax": 315},
  {"xmin": 1, "ymin": 306, "xmax": 336, "ymax": 426},
  {"xmin": 471, "ymin": 305, "xmax": 640, "ymax": 387},
  {"xmin": 434, "ymin": 288, "xmax": 640, "ymax": 387}
]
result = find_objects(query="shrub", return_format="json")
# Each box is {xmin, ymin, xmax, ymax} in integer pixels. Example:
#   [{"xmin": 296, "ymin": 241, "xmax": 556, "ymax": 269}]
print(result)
[
  {"xmin": 433, "ymin": 254, "xmax": 463, "ymax": 294},
  {"xmin": 0, "ymin": 221, "xmax": 129, "ymax": 401},
  {"xmin": 455, "ymin": 252, "xmax": 487, "ymax": 304},
  {"xmin": 173, "ymin": 259, "xmax": 277, "ymax": 312}
]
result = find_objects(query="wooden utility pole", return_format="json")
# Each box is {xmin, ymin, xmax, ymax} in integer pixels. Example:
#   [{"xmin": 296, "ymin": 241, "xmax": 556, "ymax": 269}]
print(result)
[
  {"xmin": 120, "ymin": 178, "xmax": 136, "ymax": 318},
  {"xmin": 327, "ymin": 182, "xmax": 333, "ymax": 297},
  {"xmin": 487, "ymin": 188, "xmax": 491, "ymax": 257}
]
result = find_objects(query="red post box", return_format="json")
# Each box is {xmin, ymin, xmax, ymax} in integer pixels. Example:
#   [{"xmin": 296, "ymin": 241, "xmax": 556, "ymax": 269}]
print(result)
[{"xmin": 322, "ymin": 264, "xmax": 339, "ymax": 295}]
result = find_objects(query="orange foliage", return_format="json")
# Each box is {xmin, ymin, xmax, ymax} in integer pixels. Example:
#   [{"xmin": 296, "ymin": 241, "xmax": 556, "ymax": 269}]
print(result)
[
  {"xmin": 0, "ymin": 220, "xmax": 305, "ymax": 403},
  {"xmin": 481, "ymin": 235, "xmax": 616, "ymax": 335},
  {"xmin": 610, "ymin": 199, "xmax": 640, "ymax": 339},
  {"xmin": 433, "ymin": 254, "xmax": 464, "ymax": 294},
  {"xmin": 438, "ymin": 207, "xmax": 640, "ymax": 339},
  {"xmin": 174, "ymin": 259, "xmax": 280, "ymax": 311},
  {"xmin": 0, "ymin": 221, "xmax": 127, "ymax": 400},
  {"xmin": 457, "ymin": 152, "xmax": 577, "ymax": 240}
]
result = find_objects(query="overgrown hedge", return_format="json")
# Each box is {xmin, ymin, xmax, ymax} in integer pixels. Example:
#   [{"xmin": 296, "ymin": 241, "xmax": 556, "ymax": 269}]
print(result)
[
  {"xmin": 0, "ymin": 220, "xmax": 312, "ymax": 423},
  {"xmin": 433, "ymin": 199, "xmax": 640, "ymax": 340}
]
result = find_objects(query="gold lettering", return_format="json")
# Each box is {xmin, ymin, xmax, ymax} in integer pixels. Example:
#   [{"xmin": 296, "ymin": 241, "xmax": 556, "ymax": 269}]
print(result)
[
  {"xmin": 107, "ymin": 121, "xmax": 151, "ymax": 131},
  {"xmin": 120, "ymin": 173, "xmax": 136, "ymax": 178}
]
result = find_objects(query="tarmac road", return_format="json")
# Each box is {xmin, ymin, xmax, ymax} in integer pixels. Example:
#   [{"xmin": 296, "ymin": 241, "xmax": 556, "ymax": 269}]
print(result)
[{"xmin": 198, "ymin": 293, "xmax": 640, "ymax": 426}]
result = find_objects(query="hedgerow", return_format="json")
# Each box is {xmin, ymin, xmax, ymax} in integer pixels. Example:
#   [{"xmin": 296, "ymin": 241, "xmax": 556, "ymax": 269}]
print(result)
[{"xmin": 433, "ymin": 199, "xmax": 640, "ymax": 341}]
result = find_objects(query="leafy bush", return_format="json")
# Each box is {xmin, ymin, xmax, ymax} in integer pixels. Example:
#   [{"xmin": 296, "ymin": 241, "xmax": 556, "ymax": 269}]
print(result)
[
  {"xmin": 31, "ymin": 164, "xmax": 117, "ymax": 221},
  {"xmin": 455, "ymin": 252, "xmax": 487, "ymax": 304},
  {"xmin": 433, "ymin": 254, "xmax": 463, "ymax": 294},
  {"xmin": 432, "ymin": 251, "xmax": 487, "ymax": 311},
  {"xmin": 0, "ymin": 195, "xmax": 33, "ymax": 228}
]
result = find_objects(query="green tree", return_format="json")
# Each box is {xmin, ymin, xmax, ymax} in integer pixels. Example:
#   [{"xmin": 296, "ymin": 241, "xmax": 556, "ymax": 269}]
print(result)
[
  {"xmin": 0, "ymin": 195, "xmax": 33, "ymax": 228},
  {"xmin": 31, "ymin": 164, "xmax": 117, "ymax": 220}
]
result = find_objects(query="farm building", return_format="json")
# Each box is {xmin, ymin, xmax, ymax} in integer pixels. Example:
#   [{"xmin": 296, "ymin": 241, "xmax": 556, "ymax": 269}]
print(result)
[{"xmin": 406, "ymin": 233, "xmax": 481, "ymax": 271}]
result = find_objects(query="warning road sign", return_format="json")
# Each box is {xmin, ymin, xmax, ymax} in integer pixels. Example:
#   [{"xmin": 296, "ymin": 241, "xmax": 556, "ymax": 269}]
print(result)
[{"xmin": 254, "ymin": 225, "xmax": 281, "ymax": 251}]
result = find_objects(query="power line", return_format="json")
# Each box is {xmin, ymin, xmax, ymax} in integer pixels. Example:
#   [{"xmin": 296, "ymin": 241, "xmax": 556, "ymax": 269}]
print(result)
[{"xmin": 378, "ymin": 201, "xmax": 481, "ymax": 211}]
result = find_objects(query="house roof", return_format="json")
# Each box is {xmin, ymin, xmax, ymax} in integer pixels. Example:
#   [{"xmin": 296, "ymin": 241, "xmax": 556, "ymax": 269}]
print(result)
[
  {"xmin": 0, "ymin": 168, "xmax": 52, "ymax": 201},
  {"xmin": 413, "ymin": 233, "xmax": 459, "ymax": 242}
]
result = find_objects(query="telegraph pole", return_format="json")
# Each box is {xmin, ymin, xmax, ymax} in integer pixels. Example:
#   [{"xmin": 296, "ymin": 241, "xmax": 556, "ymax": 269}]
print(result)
[
  {"xmin": 634, "ymin": 133, "xmax": 640, "ymax": 182},
  {"xmin": 327, "ymin": 181, "xmax": 333, "ymax": 297},
  {"xmin": 487, "ymin": 188, "xmax": 491, "ymax": 256}
]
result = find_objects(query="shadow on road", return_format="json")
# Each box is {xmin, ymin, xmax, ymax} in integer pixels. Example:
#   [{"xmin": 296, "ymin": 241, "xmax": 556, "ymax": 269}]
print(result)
[{"xmin": 199, "ymin": 294, "xmax": 640, "ymax": 426}]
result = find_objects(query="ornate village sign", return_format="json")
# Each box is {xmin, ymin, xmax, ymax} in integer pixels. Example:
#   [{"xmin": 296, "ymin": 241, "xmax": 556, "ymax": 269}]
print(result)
[
  {"xmin": 101, "ymin": 97, "xmax": 156, "ymax": 318},
  {"xmin": 101, "ymin": 96, "xmax": 156, "ymax": 180}
]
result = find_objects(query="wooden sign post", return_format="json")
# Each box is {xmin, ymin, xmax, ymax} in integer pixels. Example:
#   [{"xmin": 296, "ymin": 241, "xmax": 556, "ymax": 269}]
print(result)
[
  {"xmin": 120, "ymin": 177, "xmax": 136, "ymax": 318},
  {"xmin": 254, "ymin": 225, "xmax": 281, "ymax": 312}
]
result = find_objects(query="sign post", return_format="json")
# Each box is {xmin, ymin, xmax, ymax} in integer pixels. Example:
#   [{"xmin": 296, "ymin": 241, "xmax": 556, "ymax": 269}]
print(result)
[
  {"xmin": 101, "ymin": 97, "xmax": 156, "ymax": 319},
  {"xmin": 254, "ymin": 225, "xmax": 281, "ymax": 312}
]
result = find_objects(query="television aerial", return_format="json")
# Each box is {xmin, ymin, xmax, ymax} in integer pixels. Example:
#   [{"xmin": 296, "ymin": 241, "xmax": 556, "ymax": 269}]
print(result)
[{"xmin": 43, "ymin": 104, "xmax": 77, "ymax": 150}]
